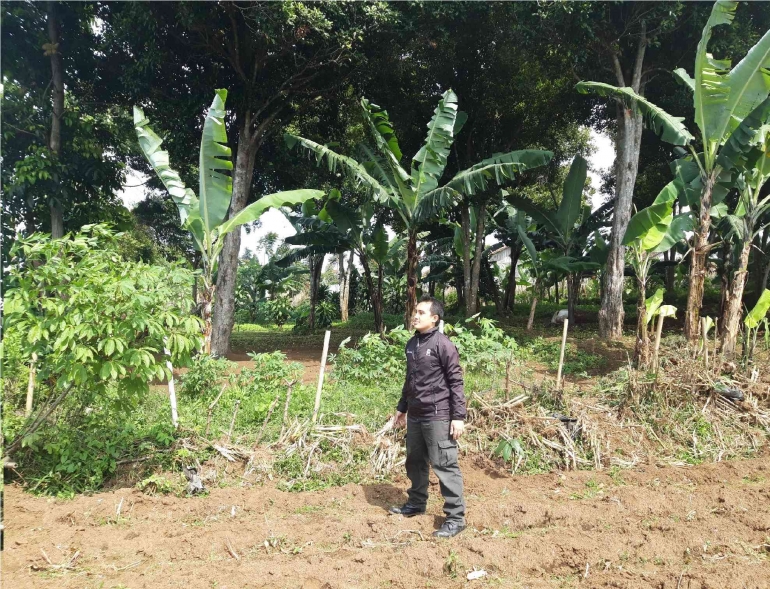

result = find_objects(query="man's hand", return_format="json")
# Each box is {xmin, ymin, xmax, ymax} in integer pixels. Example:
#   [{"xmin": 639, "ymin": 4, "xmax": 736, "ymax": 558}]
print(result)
[
  {"xmin": 450, "ymin": 420, "xmax": 465, "ymax": 440},
  {"xmin": 394, "ymin": 411, "xmax": 407, "ymax": 428}
]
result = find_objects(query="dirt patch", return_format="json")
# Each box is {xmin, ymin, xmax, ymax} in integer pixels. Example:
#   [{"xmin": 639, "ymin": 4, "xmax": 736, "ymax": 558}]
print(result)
[
  {"xmin": 227, "ymin": 348, "xmax": 329, "ymax": 385},
  {"xmin": 5, "ymin": 457, "xmax": 770, "ymax": 588}
]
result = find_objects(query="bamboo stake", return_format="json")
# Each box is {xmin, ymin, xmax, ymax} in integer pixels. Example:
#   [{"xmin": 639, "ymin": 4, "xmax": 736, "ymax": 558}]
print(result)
[
  {"xmin": 205, "ymin": 384, "xmax": 227, "ymax": 438},
  {"xmin": 702, "ymin": 318, "xmax": 709, "ymax": 371},
  {"xmin": 713, "ymin": 318, "xmax": 719, "ymax": 374},
  {"xmin": 226, "ymin": 400, "xmax": 240, "ymax": 442},
  {"xmin": 25, "ymin": 353, "xmax": 37, "ymax": 417},
  {"xmin": 312, "ymin": 330, "xmax": 331, "ymax": 423},
  {"xmin": 163, "ymin": 343, "xmax": 178, "ymax": 428},
  {"xmin": 652, "ymin": 312, "xmax": 665, "ymax": 372},
  {"xmin": 556, "ymin": 319, "xmax": 569, "ymax": 390},
  {"xmin": 438, "ymin": 320, "xmax": 445, "ymax": 334}
]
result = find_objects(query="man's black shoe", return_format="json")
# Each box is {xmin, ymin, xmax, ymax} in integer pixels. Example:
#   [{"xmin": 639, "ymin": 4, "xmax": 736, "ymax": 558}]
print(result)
[
  {"xmin": 432, "ymin": 521, "xmax": 466, "ymax": 538},
  {"xmin": 388, "ymin": 504, "xmax": 426, "ymax": 517}
]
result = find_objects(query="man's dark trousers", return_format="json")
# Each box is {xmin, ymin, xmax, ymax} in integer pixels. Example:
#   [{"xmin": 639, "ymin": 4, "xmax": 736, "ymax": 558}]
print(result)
[{"xmin": 405, "ymin": 418, "xmax": 465, "ymax": 524}]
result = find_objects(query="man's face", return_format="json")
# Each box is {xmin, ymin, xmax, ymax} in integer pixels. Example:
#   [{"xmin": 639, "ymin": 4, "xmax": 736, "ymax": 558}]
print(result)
[{"xmin": 412, "ymin": 301, "xmax": 438, "ymax": 333}]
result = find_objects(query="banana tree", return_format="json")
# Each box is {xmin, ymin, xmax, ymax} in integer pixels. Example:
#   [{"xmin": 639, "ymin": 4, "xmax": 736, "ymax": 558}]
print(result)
[
  {"xmin": 134, "ymin": 90, "xmax": 323, "ymax": 353},
  {"xmin": 623, "ymin": 179, "xmax": 693, "ymax": 366},
  {"xmin": 578, "ymin": 0, "xmax": 770, "ymax": 345},
  {"xmin": 285, "ymin": 90, "xmax": 552, "ymax": 328},
  {"xmin": 719, "ymin": 103, "xmax": 770, "ymax": 356},
  {"xmin": 744, "ymin": 289, "xmax": 770, "ymax": 361},
  {"xmin": 493, "ymin": 205, "xmax": 532, "ymax": 315},
  {"xmin": 504, "ymin": 156, "xmax": 607, "ymax": 325}
]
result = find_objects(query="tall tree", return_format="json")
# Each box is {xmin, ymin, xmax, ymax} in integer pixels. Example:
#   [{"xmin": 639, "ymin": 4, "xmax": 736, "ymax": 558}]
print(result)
[
  {"xmin": 2, "ymin": 1, "xmax": 126, "ymax": 258},
  {"xmin": 101, "ymin": 1, "xmax": 394, "ymax": 355}
]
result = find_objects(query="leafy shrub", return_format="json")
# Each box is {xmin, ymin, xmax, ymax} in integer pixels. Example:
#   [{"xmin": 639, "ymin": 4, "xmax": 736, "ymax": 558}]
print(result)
[
  {"xmin": 333, "ymin": 327, "xmax": 411, "ymax": 383},
  {"xmin": 522, "ymin": 337, "xmax": 602, "ymax": 375},
  {"xmin": 445, "ymin": 317, "xmax": 517, "ymax": 373},
  {"xmin": 333, "ymin": 318, "xmax": 517, "ymax": 382},
  {"xmin": 3, "ymin": 225, "xmax": 201, "ymax": 493},
  {"xmin": 293, "ymin": 300, "xmax": 338, "ymax": 331},
  {"xmin": 179, "ymin": 354, "xmax": 234, "ymax": 398},
  {"xmin": 263, "ymin": 298, "xmax": 293, "ymax": 327}
]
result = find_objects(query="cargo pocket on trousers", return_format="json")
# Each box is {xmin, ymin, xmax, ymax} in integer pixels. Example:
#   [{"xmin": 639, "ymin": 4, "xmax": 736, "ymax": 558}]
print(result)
[{"xmin": 437, "ymin": 439, "xmax": 458, "ymax": 467}]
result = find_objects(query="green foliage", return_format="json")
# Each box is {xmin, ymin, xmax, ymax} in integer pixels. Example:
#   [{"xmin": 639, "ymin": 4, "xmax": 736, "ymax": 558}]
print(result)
[
  {"xmin": 4, "ymin": 224, "xmax": 201, "ymax": 406},
  {"xmin": 333, "ymin": 328, "xmax": 412, "ymax": 383},
  {"xmin": 178, "ymin": 355, "xmax": 234, "ymax": 398},
  {"xmin": 2, "ymin": 225, "xmax": 202, "ymax": 493},
  {"xmin": 444, "ymin": 317, "xmax": 518, "ymax": 373},
  {"xmin": 263, "ymin": 298, "xmax": 294, "ymax": 327},
  {"xmin": 522, "ymin": 337, "xmax": 602, "ymax": 376}
]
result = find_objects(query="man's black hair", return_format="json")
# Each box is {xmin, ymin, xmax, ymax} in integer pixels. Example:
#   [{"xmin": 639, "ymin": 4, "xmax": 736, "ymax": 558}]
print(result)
[{"xmin": 419, "ymin": 295, "xmax": 444, "ymax": 326}]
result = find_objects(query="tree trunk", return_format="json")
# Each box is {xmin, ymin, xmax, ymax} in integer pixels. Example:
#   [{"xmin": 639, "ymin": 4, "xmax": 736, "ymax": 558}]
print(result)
[
  {"xmin": 720, "ymin": 240, "xmax": 752, "ymax": 358},
  {"xmin": 211, "ymin": 117, "xmax": 258, "ymax": 357},
  {"xmin": 527, "ymin": 295, "xmax": 538, "ymax": 331},
  {"xmin": 360, "ymin": 253, "xmax": 384, "ymax": 334},
  {"xmin": 404, "ymin": 230, "xmax": 419, "ymax": 328},
  {"xmin": 47, "ymin": 1, "xmax": 65, "ymax": 239},
  {"xmin": 718, "ymin": 240, "xmax": 731, "ymax": 330},
  {"xmin": 554, "ymin": 281, "xmax": 559, "ymax": 305},
  {"xmin": 200, "ymin": 284, "xmax": 215, "ymax": 355},
  {"xmin": 634, "ymin": 277, "xmax": 649, "ymax": 367},
  {"xmin": 598, "ymin": 29, "xmax": 647, "ymax": 340},
  {"xmin": 428, "ymin": 280, "xmax": 436, "ymax": 297},
  {"xmin": 468, "ymin": 203, "xmax": 487, "ymax": 315},
  {"xmin": 338, "ymin": 252, "xmax": 352, "ymax": 322},
  {"xmin": 685, "ymin": 174, "xmax": 716, "ymax": 346},
  {"xmin": 598, "ymin": 106, "xmax": 643, "ymax": 338},
  {"xmin": 460, "ymin": 206, "xmax": 472, "ymax": 316},
  {"xmin": 503, "ymin": 246, "xmax": 522, "ymax": 314},
  {"xmin": 482, "ymin": 254, "xmax": 502, "ymax": 315},
  {"xmin": 308, "ymin": 254, "xmax": 324, "ymax": 330},
  {"xmin": 567, "ymin": 274, "xmax": 580, "ymax": 325}
]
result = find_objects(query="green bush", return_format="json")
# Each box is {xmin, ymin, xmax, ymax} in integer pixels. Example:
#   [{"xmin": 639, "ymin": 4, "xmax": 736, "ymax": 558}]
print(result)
[
  {"xmin": 3, "ymin": 225, "xmax": 201, "ymax": 494},
  {"xmin": 333, "ymin": 327, "xmax": 412, "ymax": 383},
  {"xmin": 179, "ymin": 354, "xmax": 234, "ymax": 398}
]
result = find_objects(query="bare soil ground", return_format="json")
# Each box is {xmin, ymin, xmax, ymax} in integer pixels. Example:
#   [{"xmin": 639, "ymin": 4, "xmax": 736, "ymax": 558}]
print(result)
[{"xmin": 6, "ymin": 454, "xmax": 770, "ymax": 588}]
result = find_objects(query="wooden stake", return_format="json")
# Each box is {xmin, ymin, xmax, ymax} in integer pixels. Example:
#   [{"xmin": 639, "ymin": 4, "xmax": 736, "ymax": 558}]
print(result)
[
  {"xmin": 702, "ymin": 318, "xmax": 709, "ymax": 370},
  {"xmin": 226, "ymin": 400, "xmax": 240, "ymax": 442},
  {"xmin": 312, "ymin": 330, "xmax": 331, "ymax": 424},
  {"xmin": 713, "ymin": 318, "xmax": 719, "ymax": 373},
  {"xmin": 25, "ymin": 353, "xmax": 37, "ymax": 417},
  {"xmin": 438, "ymin": 319, "xmax": 445, "ymax": 334},
  {"xmin": 163, "ymin": 343, "xmax": 178, "ymax": 428},
  {"xmin": 556, "ymin": 319, "xmax": 569, "ymax": 390},
  {"xmin": 652, "ymin": 312, "xmax": 665, "ymax": 372}
]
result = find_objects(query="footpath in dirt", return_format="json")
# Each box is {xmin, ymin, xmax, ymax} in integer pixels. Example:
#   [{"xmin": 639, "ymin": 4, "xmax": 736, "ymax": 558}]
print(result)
[{"xmin": 5, "ymin": 456, "xmax": 770, "ymax": 588}]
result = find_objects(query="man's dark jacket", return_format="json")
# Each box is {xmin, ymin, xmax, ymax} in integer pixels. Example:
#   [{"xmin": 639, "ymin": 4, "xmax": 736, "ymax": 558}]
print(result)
[{"xmin": 397, "ymin": 327, "xmax": 467, "ymax": 421}]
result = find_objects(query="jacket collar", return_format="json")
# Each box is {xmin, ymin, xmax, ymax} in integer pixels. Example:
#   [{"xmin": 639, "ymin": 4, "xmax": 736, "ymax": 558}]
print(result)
[{"xmin": 414, "ymin": 326, "xmax": 438, "ymax": 340}]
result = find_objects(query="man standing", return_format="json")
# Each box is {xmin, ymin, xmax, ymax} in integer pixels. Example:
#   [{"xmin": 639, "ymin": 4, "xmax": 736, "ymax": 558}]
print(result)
[{"xmin": 389, "ymin": 295, "xmax": 467, "ymax": 538}]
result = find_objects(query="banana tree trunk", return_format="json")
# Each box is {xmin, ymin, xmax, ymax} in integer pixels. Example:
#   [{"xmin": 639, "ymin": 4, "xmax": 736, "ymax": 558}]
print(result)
[
  {"xmin": 481, "ymin": 254, "xmax": 501, "ymax": 315},
  {"xmin": 211, "ymin": 116, "xmax": 259, "ymax": 357},
  {"xmin": 338, "ymin": 252, "xmax": 352, "ymax": 322},
  {"xmin": 634, "ymin": 277, "xmax": 649, "ymax": 367},
  {"xmin": 503, "ymin": 246, "xmax": 522, "ymax": 314},
  {"xmin": 527, "ymin": 295, "xmax": 538, "ymax": 331},
  {"xmin": 308, "ymin": 254, "xmax": 324, "ymax": 331},
  {"xmin": 404, "ymin": 230, "xmax": 419, "ymax": 329},
  {"xmin": 47, "ymin": 1, "xmax": 65, "ymax": 239},
  {"xmin": 460, "ymin": 206, "xmax": 472, "ymax": 316},
  {"xmin": 469, "ymin": 203, "xmax": 487, "ymax": 315},
  {"xmin": 720, "ymin": 240, "xmax": 752, "ymax": 358},
  {"xmin": 567, "ymin": 274, "xmax": 580, "ymax": 326},
  {"xmin": 360, "ymin": 253, "xmax": 384, "ymax": 334},
  {"xmin": 200, "ymin": 283, "xmax": 215, "ymax": 355},
  {"xmin": 598, "ymin": 105, "xmax": 644, "ymax": 339},
  {"xmin": 685, "ymin": 174, "xmax": 715, "ymax": 346}
]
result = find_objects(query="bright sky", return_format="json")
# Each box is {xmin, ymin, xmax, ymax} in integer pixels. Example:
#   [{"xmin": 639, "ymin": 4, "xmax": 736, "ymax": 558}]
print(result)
[{"xmin": 118, "ymin": 129, "xmax": 615, "ymax": 256}]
